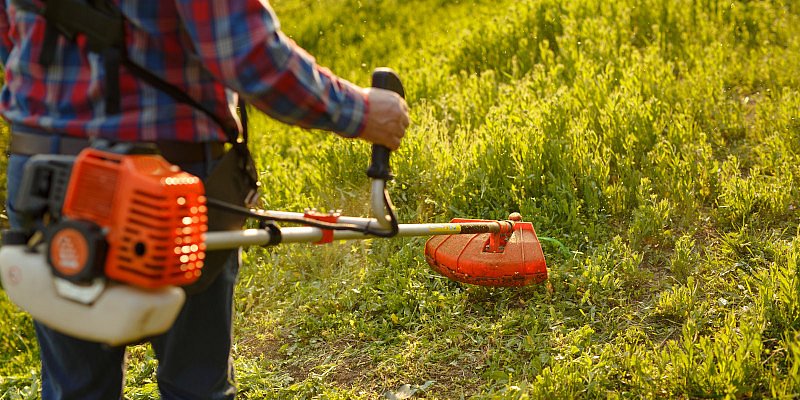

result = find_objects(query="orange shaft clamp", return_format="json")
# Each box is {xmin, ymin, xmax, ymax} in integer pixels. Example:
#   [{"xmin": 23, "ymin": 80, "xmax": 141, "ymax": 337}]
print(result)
[{"xmin": 303, "ymin": 209, "xmax": 341, "ymax": 244}]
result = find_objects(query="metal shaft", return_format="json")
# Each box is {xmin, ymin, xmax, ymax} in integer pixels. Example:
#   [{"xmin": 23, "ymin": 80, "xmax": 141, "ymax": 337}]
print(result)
[{"xmin": 204, "ymin": 221, "xmax": 510, "ymax": 251}]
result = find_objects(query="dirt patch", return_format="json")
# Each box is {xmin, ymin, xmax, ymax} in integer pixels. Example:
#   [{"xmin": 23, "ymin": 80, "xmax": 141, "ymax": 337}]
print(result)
[{"xmin": 238, "ymin": 333, "xmax": 483, "ymax": 397}]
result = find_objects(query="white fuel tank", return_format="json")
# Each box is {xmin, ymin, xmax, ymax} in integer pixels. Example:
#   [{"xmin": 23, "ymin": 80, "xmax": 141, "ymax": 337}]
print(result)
[{"xmin": 0, "ymin": 245, "xmax": 185, "ymax": 346}]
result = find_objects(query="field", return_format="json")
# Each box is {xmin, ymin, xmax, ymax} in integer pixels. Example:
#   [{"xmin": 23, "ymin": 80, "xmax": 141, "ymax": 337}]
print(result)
[{"xmin": 3, "ymin": 0, "xmax": 800, "ymax": 398}]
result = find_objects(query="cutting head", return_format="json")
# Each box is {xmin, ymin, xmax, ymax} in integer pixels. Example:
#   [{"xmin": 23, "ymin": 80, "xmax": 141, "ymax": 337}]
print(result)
[{"xmin": 424, "ymin": 217, "xmax": 547, "ymax": 286}]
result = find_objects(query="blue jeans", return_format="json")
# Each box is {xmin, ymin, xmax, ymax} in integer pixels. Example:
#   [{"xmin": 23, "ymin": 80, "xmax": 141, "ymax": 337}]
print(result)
[{"xmin": 7, "ymin": 154, "xmax": 239, "ymax": 400}]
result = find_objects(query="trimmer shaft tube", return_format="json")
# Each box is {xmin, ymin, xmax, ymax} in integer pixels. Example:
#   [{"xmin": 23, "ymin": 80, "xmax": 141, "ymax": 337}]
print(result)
[{"xmin": 204, "ymin": 221, "xmax": 513, "ymax": 250}]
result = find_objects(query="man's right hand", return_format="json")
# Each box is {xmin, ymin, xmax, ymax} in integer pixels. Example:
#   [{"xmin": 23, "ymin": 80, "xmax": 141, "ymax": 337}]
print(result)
[{"xmin": 359, "ymin": 88, "xmax": 410, "ymax": 151}]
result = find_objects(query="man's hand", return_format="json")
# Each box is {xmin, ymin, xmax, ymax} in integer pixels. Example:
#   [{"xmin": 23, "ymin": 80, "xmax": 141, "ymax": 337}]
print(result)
[{"xmin": 359, "ymin": 88, "xmax": 410, "ymax": 151}]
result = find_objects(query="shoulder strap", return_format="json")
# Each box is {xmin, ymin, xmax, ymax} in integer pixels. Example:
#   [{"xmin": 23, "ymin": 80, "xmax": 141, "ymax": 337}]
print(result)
[
  {"xmin": 120, "ymin": 58, "xmax": 242, "ymax": 142},
  {"xmin": 14, "ymin": 0, "xmax": 243, "ymax": 143}
]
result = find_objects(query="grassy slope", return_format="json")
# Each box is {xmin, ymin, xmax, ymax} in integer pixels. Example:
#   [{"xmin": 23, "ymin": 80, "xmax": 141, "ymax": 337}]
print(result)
[{"xmin": 3, "ymin": 0, "xmax": 800, "ymax": 398}]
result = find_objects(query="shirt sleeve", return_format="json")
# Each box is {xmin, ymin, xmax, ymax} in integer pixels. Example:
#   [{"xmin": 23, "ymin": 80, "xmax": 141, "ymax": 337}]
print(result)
[
  {"xmin": 175, "ymin": 0, "xmax": 367, "ymax": 138},
  {"xmin": 0, "ymin": 4, "xmax": 13, "ymax": 66}
]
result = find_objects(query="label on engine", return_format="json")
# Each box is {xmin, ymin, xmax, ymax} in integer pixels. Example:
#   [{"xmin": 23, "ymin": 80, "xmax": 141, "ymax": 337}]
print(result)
[
  {"xmin": 427, "ymin": 224, "xmax": 461, "ymax": 234},
  {"xmin": 5, "ymin": 265, "xmax": 21, "ymax": 286}
]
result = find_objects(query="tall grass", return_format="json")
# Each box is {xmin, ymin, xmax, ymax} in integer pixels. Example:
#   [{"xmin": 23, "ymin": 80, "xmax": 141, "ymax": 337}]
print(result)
[{"xmin": 2, "ymin": 0, "xmax": 800, "ymax": 398}]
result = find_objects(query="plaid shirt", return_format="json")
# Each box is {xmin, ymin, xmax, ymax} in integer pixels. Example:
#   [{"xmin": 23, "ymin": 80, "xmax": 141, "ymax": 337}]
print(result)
[{"xmin": 0, "ymin": 0, "xmax": 368, "ymax": 142}]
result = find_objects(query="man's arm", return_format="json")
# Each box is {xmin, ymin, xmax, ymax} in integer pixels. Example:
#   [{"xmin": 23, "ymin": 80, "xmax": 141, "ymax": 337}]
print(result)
[{"xmin": 175, "ymin": 0, "xmax": 407, "ymax": 148}]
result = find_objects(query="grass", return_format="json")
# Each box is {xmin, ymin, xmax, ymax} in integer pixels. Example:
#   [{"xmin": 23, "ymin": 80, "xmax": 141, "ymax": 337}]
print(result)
[{"xmin": 3, "ymin": 0, "xmax": 800, "ymax": 398}]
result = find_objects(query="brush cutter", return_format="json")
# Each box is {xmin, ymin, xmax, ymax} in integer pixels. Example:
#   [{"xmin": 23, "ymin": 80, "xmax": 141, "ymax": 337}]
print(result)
[{"xmin": 0, "ymin": 69, "xmax": 547, "ymax": 345}]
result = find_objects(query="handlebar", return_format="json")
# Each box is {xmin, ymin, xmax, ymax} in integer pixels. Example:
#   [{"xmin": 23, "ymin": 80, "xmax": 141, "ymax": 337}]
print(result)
[{"xmin": 367, "ymin": 68, "xmax": 405, "ymax": 233}]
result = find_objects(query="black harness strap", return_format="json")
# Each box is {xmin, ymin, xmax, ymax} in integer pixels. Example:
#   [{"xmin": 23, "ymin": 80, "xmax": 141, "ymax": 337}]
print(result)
[
  {"xmin": 37, "ymin": 0, "xmax": 125, "ymax": 113},
  {"xmin": 38, "ymin": 22, "xmax": 58, "ymax": 65},
  {"xmin": 120, "ymin": 56, "xmax": 238, "ymax": 140},
  {"xmin": 13, "ymin": 0, "xmax": 243, "ymax": 143}
]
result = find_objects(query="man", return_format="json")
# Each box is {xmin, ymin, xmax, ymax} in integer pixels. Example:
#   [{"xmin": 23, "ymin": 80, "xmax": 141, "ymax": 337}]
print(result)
[{"xmin": 0, "ymin": 0, "xmax": 409, "ymax": 398}]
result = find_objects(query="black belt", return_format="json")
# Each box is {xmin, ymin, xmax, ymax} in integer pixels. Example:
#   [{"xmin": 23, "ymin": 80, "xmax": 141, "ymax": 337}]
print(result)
[{"xmin": 9, "ymin": 131, "xmax": 226, "ymax": 164}]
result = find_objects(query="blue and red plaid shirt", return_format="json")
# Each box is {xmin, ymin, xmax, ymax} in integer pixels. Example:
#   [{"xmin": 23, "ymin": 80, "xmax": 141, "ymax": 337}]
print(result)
[{"xmin": 0, "ymin": 0, "xmax": 368, "ymax": 142}]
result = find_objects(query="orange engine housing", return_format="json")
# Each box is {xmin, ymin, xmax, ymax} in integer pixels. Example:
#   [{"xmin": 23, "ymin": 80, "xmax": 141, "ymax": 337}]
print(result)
[{"xmin": 62, "ymin": 148, "xmax": 207, "ymax": 288}]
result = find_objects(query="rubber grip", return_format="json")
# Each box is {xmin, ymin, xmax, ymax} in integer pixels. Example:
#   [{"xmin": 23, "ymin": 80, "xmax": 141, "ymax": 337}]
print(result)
[{"xmin": 366, "ymin": 68, "xmax": 405, "ymax": 180}]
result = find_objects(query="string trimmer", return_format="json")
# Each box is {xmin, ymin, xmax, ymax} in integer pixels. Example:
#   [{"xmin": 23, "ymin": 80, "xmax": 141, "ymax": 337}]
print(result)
[{"xmin": 0, "ymin": 70, "xmax": 547, "ymax": 345}]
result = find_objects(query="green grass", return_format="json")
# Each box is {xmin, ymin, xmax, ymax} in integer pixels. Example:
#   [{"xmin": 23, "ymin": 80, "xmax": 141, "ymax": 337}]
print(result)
[{"xmin": 3, "ymin": 0, "xmax": 800, "ymax": 398}]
